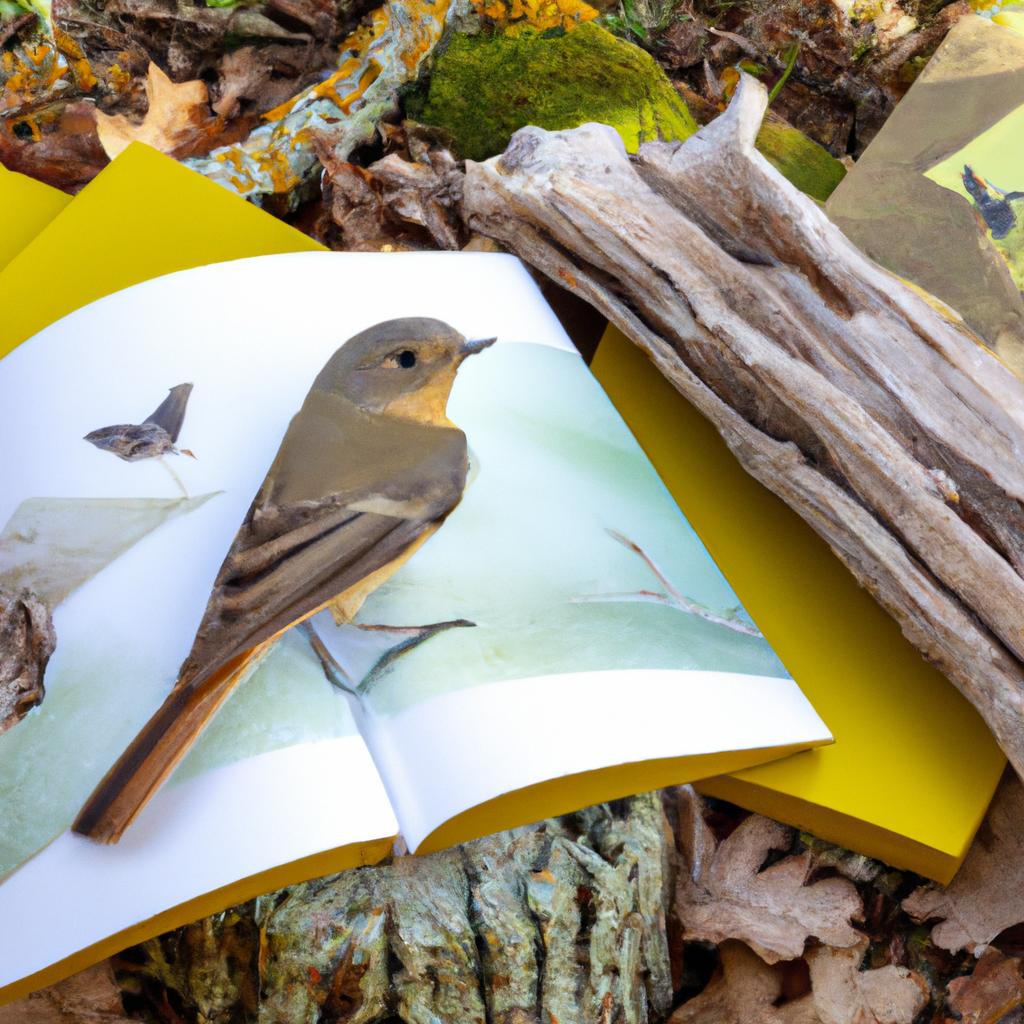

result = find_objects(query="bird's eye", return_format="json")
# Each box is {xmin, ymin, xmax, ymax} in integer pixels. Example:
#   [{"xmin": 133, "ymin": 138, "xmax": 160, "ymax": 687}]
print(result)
[{"xmin": 397, "ymin": 349, "xmax": 417, "ymax": 369}]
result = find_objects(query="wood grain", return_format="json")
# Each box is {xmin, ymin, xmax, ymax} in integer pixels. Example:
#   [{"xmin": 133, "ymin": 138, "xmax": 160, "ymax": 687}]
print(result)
[{"xmin": 463, "ymin": 75, "xmax": 1024, "ymax": 775}]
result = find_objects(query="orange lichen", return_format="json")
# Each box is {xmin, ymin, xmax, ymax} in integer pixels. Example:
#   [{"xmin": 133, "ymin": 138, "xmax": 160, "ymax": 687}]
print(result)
[
  {"xmin": 187, "ymin": 0, "xmax": 452, "ymax": 196},
  {"xmin": 53, "ymin": 27, "xmax": 98, "ymax": 91},
  {"xmin": 107, "ymin": 62, "xmax": 134, "ymax": 95},
  {"xmin": 471, "ymin": 0, "xmax": 598, "ymax": 34},
  {"xmin": 1, "ymin": 40, "xmax": 67, "ymax": 111}
]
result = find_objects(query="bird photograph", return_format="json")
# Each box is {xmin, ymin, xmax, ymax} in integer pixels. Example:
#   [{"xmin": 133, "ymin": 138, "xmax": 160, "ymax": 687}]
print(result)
[
  {"xmin": 0, "ymin": 254, "xmax": 786, "ymax": 881},
  {"xmin": 925, "ymin": 110, "xmax": 1024, "ymax": 299},
  {"xmin": 72, "ymin": 317, "xmax": 496, "ymax": 844},
  {"xmin": 962, "ymin": 164, "xmax": 1024, "ymax": 241},
  {"xmin": 84, "ymin": 382, "xmax": 197, "ymax": 495}
]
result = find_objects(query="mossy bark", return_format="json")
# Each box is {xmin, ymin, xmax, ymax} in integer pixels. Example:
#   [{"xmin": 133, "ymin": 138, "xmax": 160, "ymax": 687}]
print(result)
[{"xmin": 116, "ymin": 793, "xmax": 675, "ymax": 1023}]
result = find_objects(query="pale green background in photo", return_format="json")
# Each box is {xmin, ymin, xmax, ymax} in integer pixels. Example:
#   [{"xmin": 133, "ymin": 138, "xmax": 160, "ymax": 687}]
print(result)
[{"xmin": 0, "ymin": 343, "xmax": 784, "ymax": 879}]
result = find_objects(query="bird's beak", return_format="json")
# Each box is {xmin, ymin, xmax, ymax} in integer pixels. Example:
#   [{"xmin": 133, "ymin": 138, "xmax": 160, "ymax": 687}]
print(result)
[{"xmin": 460, "ymin": 336, "xmax": 497, "ymax": 360}]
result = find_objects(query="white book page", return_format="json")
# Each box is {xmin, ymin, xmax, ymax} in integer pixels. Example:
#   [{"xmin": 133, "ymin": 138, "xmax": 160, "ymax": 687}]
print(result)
[
  {"xmin": 358, "ymin": 670, "xmax": 829, "ymax": 852},
  {"xmin": 0, "ymin": 736, "xmax": 396, "ymax": 995},
  {"xmin": 0, "ymin": 251, "xmax": 573, "ymax": 992},
  {"xmin": 315, "ymin": 323, "xmax": 833, "ymax": 849}
]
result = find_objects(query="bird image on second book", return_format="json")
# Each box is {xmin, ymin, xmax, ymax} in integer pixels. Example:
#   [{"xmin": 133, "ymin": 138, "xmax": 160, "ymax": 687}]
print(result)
[{"xmin": 72, "ymin": 316, "xmax": 496, "ymax": 844}]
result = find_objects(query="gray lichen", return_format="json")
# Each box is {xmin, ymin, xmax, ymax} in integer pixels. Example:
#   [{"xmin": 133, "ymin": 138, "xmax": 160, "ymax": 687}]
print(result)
[{"xmin": 124, "ymin": 792, "xmax": 674, "ymax": 1023}]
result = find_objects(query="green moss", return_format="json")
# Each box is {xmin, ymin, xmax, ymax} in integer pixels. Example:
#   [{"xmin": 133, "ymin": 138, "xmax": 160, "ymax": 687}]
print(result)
[
  {"xmin": 412, "ymin": 23, "xmax": 845, "ymax": 200},
  {"xmin": 412, "ymin": 23, "xmax": 698, "ymax": 161},
  {"xmin": 755, "ymin": 118, "xmax": 847, "ymax": 202}
]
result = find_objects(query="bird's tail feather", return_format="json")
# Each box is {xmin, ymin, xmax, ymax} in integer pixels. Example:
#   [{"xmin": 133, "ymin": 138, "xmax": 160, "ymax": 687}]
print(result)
[{"xmin": 72, "ymin": 653, "xmax": 251, "ymax": 844}]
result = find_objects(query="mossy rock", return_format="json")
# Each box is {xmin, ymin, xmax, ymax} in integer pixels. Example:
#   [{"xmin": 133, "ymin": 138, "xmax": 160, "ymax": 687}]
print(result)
[
  {"xmin": 412, "ymin": 23, "xmax": 845, "ymax": 200},
  {"xmin": 756, "ymin": 116, "xmax": 846, "ymax": 203},
  {"xmin": 411, "ymin": 23, "xmax": 698, "ymax": 161}
]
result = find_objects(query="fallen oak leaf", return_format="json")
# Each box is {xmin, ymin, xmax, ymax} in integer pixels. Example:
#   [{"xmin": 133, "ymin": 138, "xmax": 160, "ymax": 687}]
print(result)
[
  {"xmin": 669, "ymin": 940, "xmax": 819, "ymax": 1023},
  {"xmin": 674, "ymin": 788, "xmax": 863, "ymax": 963},
  {"xmin": 903, "ymin": 773, "xmax": 1024, "ymax": 955},
  {"xmin": 946, "ymin": 948, "xmax": 1024, "ymax": 1024},
  {"xmin": 805, "ymin": 941, "xmax": 929, "ymax": 1024},
  {"xmin": 95, "ymin": 61, "xmax": 220, "ymax": 159}
]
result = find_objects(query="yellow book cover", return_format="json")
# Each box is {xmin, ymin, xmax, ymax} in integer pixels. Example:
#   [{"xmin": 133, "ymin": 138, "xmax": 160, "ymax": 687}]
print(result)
[
  {"xmin": 0, "ymin": 142, "xmax": 324, "ymax": 359},
  {"xmin": 0, "ymin": 145, "xmax": 831, "ymax": 1002},
  {"xmin": 0, "ymin": 163, "xmax": 69, "ymax": 271},
  {"xmin": 592, "ymin": 324, "xmax": 1006, "ymax": 886}
]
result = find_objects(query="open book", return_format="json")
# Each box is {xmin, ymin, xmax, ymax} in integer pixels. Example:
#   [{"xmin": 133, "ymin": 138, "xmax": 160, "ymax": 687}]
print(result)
[{"xmin": 0, "ymin": 250, "xmax": 831, "ymax": 1001}]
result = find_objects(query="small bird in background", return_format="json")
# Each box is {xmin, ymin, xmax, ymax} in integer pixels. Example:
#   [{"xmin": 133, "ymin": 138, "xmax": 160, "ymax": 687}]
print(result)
[
  {"xmin": 85, "ymin": 383, "xmax": 196, "ymax": 497},
  {"xmin": 85, "ymin": 383, "xmax": 195, "ymax": 462},
  {"xmin": 962, "ymin": 165, "xmax": 1024, "ymax": 241},
  {"xmin": 73, "ymin": 318, "xmax": 495, "ymax": 844}
]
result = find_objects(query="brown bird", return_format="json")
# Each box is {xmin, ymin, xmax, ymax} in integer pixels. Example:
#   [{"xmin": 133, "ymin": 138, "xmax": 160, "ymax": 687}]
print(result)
[
  {"xmin": 73, "ymin": 318, "xmax": 495, "ymax": 843},
  {"xmin": 84, "ymin": 383, "xmax": 194, "ymax": 462}
]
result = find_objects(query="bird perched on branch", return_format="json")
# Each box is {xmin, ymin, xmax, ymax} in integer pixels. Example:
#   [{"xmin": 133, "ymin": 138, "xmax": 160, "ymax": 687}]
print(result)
[
  {"xmin": 73, "ymin": 318, "xmax": 495, "ymax": 843},
  {"xmin": 84, "ymin": 383, "xmax": 195, "ymax": 462}
]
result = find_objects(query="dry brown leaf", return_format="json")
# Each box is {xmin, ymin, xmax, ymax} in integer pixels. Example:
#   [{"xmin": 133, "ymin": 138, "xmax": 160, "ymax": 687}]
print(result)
[
  {"xmin": 674, "ymin": 788, "xmax": 863, "ymax": 963},
  {"xmin": 0, "ymin": 589, "xmax": 55, "ymax": 735},
  {"xmin": 0, "ymin": 100, "xmax": 106, "ymax": 193},
  {"xmin": 669, "ymin": 941, "xmax": 819, "ymax": 1024},
  {"xmin": 95, "ymin": 61, "xmax": 218, "ymax": 159},
  {"xmin": 903, "ymin": 774, "xmax": 1024, "ymax": 955},
  {"xmin": 318, "ymin": 125, "xmax": 465, "ymax": 252},
  {"xmin": 946, "ymin": 948, "xmax": 1024, "ymax": 1024},
  {"xmin": 670, "ymin": 940, "xmax": 929, "ymax": 1024},
  {"xmin": 806, "ymin": 942, "xmax": 929, "ymax": 1024},
  {"xmin": 212, "ymin": 46, "xmax": 270, "ymax": 119},
  {"xmin": 0, "ymin": 961, "xmax": 131, "ymax": 1023}
]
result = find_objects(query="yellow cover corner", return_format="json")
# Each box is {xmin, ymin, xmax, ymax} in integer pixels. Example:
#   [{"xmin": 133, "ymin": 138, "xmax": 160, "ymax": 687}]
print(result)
[
  {"xmin": 0, "ymin": 164, "xmax": 70, "ymax": 271},
  {"xmin": 591, "ymin": 325, "xmax": 1004, "ymax": 883},
  {"xmin": 0, "ymin": 143, "xmax": 323, "ymax": 358}
]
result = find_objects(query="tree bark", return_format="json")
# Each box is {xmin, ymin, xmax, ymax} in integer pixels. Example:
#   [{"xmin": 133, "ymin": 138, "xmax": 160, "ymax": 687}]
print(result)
[
  {"xmin": 107, "ymin": 794, "xmax": 675, "ymax": 1024},
  {"xmin": 461, "ymin": 74, "xmax": 1024, "ymax": 778}
]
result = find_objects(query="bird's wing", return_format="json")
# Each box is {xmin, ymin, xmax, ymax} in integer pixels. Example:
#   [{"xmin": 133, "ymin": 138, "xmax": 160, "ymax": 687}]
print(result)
[
  {"xmin": 144, "ymin": 383, "xmax": 194, "ymax": 443},
  {"xmin": 176, "ymin": 392, "xmax": 469, "ymax": 693},
  {"xmin": 178, "ymin": 506, "xmax": 439, "ymax": 690}
]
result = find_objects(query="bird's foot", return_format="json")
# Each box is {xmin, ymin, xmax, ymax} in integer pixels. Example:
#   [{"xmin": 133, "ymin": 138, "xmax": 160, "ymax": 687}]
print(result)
[{"xmin": 302, "ymin": 621, "xmax": 360, "ymax": 696}]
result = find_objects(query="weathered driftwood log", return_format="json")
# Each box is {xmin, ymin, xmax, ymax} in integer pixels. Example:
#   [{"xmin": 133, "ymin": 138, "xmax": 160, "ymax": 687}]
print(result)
[{"xmin": 462, "ymin": 75, "xmax": 1024, "ymax": 777}]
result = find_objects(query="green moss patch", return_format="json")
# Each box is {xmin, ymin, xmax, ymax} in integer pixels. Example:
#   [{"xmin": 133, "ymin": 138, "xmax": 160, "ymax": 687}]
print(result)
[
  {"xmin": 755, "ymin": 117, "xmax": 846, "ymax": 202},
  {"xmin": 413, "ymin": 23, "xmax": 845, "ymax": 201},
  {"xmin": 412, "ymin": 23, "xmax": 698, "ymax": 161}
]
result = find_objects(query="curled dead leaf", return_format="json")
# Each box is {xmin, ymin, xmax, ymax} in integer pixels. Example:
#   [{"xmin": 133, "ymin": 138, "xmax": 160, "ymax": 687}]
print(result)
[
  {"xmin": 669, "ymin": 940, "xmax": 819, "ymax": 1023},
  {"xmin": 95, "ymin": 61, "xmax": 220, "ymax": 159},
  {"xmin": 946, "ymin": 948, "xmax": 1024, "ymax": 1024},
  {"xmin": 673, "ymin": 788, "xmax": 863, "ymax": 963},
  {"xmin": 318, "ymin": 122, "xmax": 466, "ymax": 251},
  {"xmin": 0, "ymin": 961, "xmax": 131, "ymax": 1023},
  {"xmin": 903, "ymin": 773, "xmax": 1024, "ymax": 955},
  {"xmin": 669, "ymin": 940, "xmax": 928, "ymax": 1024},
  {"xmin": 806, "ymin": 941, "xmax": 929, "ymax": 1024}
]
